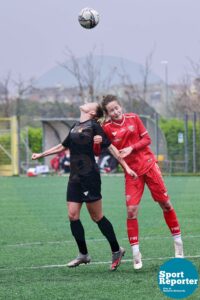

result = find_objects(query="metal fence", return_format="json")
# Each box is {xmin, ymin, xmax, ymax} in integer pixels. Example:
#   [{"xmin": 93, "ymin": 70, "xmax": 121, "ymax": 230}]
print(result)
[
  {"xmin": 154, "ymin": 112, "xmax": 200, "ymax": 174},
  {"xmin": 0, "ymin": 113, "xmax": 200, "ymax": 175}
]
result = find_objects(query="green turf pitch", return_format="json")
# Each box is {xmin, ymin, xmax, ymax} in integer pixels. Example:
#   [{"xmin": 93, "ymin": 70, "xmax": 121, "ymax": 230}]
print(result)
[{"xmin": 0, "ymin": 176, "xmax": 199, "ymax": 300}]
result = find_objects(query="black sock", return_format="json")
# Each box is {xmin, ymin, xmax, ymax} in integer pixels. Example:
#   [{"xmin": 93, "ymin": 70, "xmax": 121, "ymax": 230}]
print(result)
[
  {"xmin": 97, "ymin": 216, "xmax": 120, "ymax": 252},
  {"xmin": 70, "ymin": 219, "xmax": 88, "ymax": 255}
]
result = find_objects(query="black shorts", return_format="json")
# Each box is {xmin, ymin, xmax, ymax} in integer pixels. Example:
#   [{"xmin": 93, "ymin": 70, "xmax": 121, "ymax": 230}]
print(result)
[{"xmin": 66, "ymin": 172, "xmax": 102, "ymax": 203}]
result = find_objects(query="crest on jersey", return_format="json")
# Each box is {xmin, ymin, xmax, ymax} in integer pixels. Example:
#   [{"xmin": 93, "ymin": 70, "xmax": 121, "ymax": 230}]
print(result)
[
  {"xmin": 128, "ymin": 125, "xmax": 135, "ymax": 132},
  {"xmin": 71, "ymin": 127, "xmax": 83, "ymax": 133}
]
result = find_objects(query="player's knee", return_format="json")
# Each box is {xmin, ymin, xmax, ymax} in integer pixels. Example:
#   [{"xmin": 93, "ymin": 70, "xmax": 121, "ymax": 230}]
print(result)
[
  {"xmin": 127, "ymin": 212, "xmax": 137, "ymax": 219},
  {"xmin": 90, "ymin": 213, "xmax": 103, "ymax": 222},
  {"xmin": 159, "ymin": 200, "xmax": 173, "ymax": 212},
  {"xmin": 68, "ymin": 212, "xmax": 79, "ymax": 221},
  {"xmin": 127, "ymin": 206, "xmax": 138, "ymax": 219}
]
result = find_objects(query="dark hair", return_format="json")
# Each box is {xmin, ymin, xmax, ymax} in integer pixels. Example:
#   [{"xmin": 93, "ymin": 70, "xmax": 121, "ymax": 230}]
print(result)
[
  {"xmin": 101, "ymin": 95, "xmax": 121, "ymax": 113},
  {"xmin": 95, "ymin": 104, "xmax": 104, "ymax": 119}
]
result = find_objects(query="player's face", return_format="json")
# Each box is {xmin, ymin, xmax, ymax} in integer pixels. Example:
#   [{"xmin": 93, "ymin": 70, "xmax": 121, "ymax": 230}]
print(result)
[
  {"xmin": 105, "ymin": 101, "xmax": 122, "ymax": 120},
  {"xmin": 80, "ymin": 102, "xmax": 98, "ymax": 116}
]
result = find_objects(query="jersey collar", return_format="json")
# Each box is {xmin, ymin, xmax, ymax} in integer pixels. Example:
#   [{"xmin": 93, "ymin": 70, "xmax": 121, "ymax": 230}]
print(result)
[{"xmin": 111, "ymin": 114, "xmax": 125, "ymax": 126}]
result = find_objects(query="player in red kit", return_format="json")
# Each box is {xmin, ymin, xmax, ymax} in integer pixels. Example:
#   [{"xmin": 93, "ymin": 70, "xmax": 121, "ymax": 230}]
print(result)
[{"xmin": 94, "ymin": 95, "xmax": 184, "ymax": 270}]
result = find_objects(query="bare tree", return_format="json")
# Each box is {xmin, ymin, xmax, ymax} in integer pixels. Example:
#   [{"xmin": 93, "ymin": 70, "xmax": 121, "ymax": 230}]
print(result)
[
  {"xmin": 115, "ymin": 48, "xmax": 156, "ymax": 115},
  {"xmin": 173, "ymin": 58, "xmax": 200, "ymax": 115},
  {"xmin": 116, "ymin": 64, "xmax": 139, "ymax": 112},
  {"xmin": 0, "ymin": 72, "xmax": 12, "ymax": 117},
  {"xmin": 187, "ymin": 57, "xmax": 200, "ymax": 77},
  {"xmin": 13, "ymin": 75, "xmax": 33, "ymax": 117},
  {"xmin": 172, "ymin": 75, "xmax": 192, "ymax": 115},
  {"xmin": 59, "ymin": 47, "xmax": 116, "ymax": 103},
  {"xmin": 140, "ymin": 46, "xmax": 155, "ymax": 102},
  {"xmin": 12, "ymin": 76, "xmax": 33, "ymax": 174},
  {"xmin": 187, "ymin": 57, "xmax": 200, "ymax": 111}
]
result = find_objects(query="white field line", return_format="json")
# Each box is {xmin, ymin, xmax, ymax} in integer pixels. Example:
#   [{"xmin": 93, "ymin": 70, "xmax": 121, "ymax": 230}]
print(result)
[
  {"xmin": 0, "ymin": 255, "xmax": 200, "ymax": 272},
  {"xmin": 3, "ymin": 235, "xmax": 200, "ymax": 248}
]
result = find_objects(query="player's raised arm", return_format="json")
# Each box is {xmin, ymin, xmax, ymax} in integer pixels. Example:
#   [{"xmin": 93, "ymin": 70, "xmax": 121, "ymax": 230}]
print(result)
[{"xmin": 32, "ymin": 143, "xmax": 66, "ymax": 160}]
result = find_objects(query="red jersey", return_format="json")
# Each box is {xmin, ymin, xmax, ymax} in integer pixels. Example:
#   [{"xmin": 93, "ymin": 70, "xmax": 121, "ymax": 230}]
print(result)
[{"xmin": 102, "ymin": 113, "xmax": 156, "ymax": 176}]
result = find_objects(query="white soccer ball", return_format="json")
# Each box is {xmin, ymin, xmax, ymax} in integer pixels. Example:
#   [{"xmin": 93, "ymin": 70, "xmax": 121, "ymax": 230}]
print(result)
[{"xmin": 78, "ymin": 8, "xmax": 99, "ymax": 29}]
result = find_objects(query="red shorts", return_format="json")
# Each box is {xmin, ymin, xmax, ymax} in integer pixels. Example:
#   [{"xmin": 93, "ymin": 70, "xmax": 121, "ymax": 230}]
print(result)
[{"xmin": 125, "ymin": 163, "xmax": 169, "ymax": 206}]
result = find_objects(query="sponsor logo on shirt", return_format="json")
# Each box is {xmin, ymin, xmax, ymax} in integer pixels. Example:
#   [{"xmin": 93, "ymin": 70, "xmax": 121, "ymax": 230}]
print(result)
[{"xmin": 84, "ymin": 191, "xmax": 89, "ymax": 196}]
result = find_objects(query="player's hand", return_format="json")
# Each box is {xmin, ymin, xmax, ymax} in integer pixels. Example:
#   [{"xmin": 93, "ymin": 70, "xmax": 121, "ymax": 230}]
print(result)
[
  {"xmin": 93, "ymin": 135, "xmax": 102, "ymax": 144},
  {"xmin": 119, "ymin": 146, "xmax": 133, "ymax": 158},
  {"xmin": 32, "ymin": 153, "xmax": 42, "ymax": 160},
  {"xmin": 125, "ymin": 167, "xmax": 138, "ymax": 179}
]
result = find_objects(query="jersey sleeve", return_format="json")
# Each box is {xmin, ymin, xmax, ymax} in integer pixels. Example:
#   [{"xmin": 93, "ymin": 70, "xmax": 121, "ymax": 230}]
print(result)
[
  {"xmin": 132, "ymin": 115, "xmax": 151, "ymax": 151},
  {"xmin": 61, "ymin": 123, "xmax": 77, "ymax": 148},
  {"xmin": 61, "ymin": 133, "xmax": 70, "ymax": 148},
  {"xmin": 135, "ymin": 114, "xmax": 148, "ymax": 136},
  {"xmin": 93, "ymin": 121, "xmax": 111, "ymax": 149},
  {"xmin": 132, "ymin": 133, "xmax": 151, "ymax": 151}
]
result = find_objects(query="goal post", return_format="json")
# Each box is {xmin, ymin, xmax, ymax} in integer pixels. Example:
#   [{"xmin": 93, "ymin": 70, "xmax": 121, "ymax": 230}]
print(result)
[
  {"xmin": 0, "ymin": 116, "xmax": 19, "ymax": 176},
  {"xmin": 11, "ymin": 116, "xmax": 19, "ymax": 175}
]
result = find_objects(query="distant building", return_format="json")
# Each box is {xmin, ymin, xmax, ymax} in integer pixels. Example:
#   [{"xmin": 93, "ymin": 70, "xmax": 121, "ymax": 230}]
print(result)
[{"xmin": 27, "ymin": 86, "xmax": 80, "ymax": 104}]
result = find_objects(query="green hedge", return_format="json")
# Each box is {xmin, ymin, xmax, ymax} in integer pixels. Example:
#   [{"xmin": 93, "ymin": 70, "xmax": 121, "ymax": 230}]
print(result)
[
  {"xmin": 0, "ymin": 134, "xmax": 11, "ymax": 164},
  {"xmin": 0, "ymin": 127, "xmax": 42, "ymax": 166},
  {"xmin": 159, "ymin": 118, "xmax": 200, "ymax": 172},
  {"xmin": 27, "ymin": 127, "xmax": 42, "ymax": 153}
]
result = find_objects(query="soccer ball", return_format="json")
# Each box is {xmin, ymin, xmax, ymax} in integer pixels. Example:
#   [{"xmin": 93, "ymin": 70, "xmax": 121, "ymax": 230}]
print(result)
[{"xmin": 78, "ymin": 8, "xmax": 99, "ymax": 29}]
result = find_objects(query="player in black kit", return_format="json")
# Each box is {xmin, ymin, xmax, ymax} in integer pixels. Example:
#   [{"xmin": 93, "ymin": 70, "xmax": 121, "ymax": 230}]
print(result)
[{"xmin": 32, "ymin": 102, "xmax": 137, "ymax": 271}]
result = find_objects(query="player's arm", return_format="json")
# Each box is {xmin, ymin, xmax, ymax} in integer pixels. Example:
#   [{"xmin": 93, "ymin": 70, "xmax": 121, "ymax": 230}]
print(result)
[
  {"xmin": 93, "ymin": 135, "xmax": 102, "ymax": 156},
  {"xmin": 119, "ymin": 133, "xmax": 151, "ymax": 158},
  {"xmin": 32, "ymin": 144, "xmax": 66, "ymax": 160},
  {"xmin": 93, "ymin": 122, "xmax": 111, "ymax": 156},
  {"xmin": 131, "ymin": 132, "xmax": 151, "ymax": 151},
  {"xmin": 119, "ymin": 115, "xmax": 151, "ymax": 158},
  {"xmin": 108, "ymin": 144, "xmax": 138, "ymax": 178}
]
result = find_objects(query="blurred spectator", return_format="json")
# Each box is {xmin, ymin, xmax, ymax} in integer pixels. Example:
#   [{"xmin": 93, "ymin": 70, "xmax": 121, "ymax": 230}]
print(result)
[
  {"xmin": 50, "ymin": 151, "xmax": 65, "ymax": 173},
  {"xmin": 61, "ymin": 149, "xmax": 70, "ymax": 173},
  {"xmin": 97, "ymin": 149, "xmax": 118, "ymax": 173}
]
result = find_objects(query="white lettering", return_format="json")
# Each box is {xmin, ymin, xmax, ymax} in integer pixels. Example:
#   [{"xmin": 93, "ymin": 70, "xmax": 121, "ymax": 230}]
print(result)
[
  {"xmin": 159, "ymin": 278, "xmax": 165, "ymax": 284},
  {"xmin": 159, "ymin": 271, "xmax": 166, "ymax": 278}
]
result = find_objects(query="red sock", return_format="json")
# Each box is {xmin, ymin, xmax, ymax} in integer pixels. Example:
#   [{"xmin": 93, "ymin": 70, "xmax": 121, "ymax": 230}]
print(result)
[
  {"xmin": 93, "ymin": 143, "xmax": 101, "ymax": 156},
  {"xmin": 163, "ymin": 209, "xmax": 181, "ymax": 236},
  {"xmin": 127, "ymin": 218, "xmax": 139, "ymax": 245}
]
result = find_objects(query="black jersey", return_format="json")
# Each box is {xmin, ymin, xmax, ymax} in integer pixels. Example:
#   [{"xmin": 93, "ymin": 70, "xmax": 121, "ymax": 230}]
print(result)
[{"xmin": 62, "ymin": 119, "xmax": 111, "ymax": 181}]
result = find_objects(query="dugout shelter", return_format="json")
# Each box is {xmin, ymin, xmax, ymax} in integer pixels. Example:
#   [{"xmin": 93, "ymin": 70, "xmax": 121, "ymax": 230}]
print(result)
[{"xmin": 40, "ymin": 115, "xmax": 168, "ymax": 168}]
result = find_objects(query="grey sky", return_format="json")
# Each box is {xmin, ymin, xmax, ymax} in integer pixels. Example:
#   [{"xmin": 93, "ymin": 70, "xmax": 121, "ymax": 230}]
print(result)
[{"xmin": 0, "ymin": 0, "xmax": 200, "ymax": 83}]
